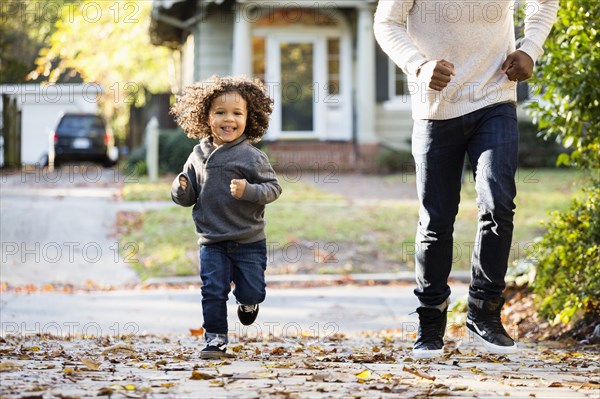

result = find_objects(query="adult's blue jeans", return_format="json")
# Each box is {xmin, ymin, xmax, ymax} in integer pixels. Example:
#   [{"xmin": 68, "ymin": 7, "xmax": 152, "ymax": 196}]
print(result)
[
  {"xmin": 411, "ymin": 102, "xmax": 519, "ymax": 306},
  {"xmin": 199, "ymin": 239, "xmax": 267, "ymax": 343}
]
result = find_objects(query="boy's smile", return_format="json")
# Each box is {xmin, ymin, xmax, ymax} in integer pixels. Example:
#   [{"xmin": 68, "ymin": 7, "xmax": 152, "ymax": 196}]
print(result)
[{"xmin": 209, "ymin": 92, "xmax": 247, "ymax": 146}]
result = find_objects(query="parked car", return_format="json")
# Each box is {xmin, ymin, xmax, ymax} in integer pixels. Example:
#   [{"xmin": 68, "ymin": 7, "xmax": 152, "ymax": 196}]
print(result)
[{"xmin": 50, "ymin": 113, "xmax": 118, "ymax": 167}]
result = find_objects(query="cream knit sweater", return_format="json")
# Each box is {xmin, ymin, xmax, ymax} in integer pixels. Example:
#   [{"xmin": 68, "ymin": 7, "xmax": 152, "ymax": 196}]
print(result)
[{"xmin": 374, "ymin": 0, "xmax": 559, "ymax": 120}]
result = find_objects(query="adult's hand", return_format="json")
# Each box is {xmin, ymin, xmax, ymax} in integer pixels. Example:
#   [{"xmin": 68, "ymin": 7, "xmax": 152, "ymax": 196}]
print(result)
[
  {"xmin": 502, "ymin": 50, "xmax": 534, "ymax": 82},
  {"xmin": 418, "ymin": 60, "xmax": 456, "ymax": 91}
]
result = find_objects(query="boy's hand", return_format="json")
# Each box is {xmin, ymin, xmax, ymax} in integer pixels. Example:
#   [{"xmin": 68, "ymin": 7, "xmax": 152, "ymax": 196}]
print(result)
[
  {"xmin": 502, "ymin": 50, "xmax": 534, "ymax": 82},
  {"xmin": 230, "ymin": 179, "xmax": 247, "ymax": 199},
  {"xmin": 418, "ymin": 59, "xmax": 456, "ymax": 91},
  {"xmin": 179, "ymin": 175, "xmax": 188, "ymax": 190}
]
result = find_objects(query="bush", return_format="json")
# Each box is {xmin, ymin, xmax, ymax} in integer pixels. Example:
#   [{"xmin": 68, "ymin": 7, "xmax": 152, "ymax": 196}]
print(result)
[
  {"xmin": 125, "ymin": 129, "xmax": 198, "ymax": 175},
  {"xmin": 375, "ymin": 146, "xmax": 414, "ymax": 173},
  {"xmin": 518, "ymin": 120, "xmax": 567, "ymax": 168},
  {"xmin": 530, "ymin": 177, "xmax": 600, "ymax": 325}
]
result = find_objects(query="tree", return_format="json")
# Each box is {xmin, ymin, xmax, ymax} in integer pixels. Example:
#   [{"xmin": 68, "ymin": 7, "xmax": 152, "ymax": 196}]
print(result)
[
  {"xmin": 526, "ymin": 0, "xmax": 600, "ymax": 325},
  {"xmin": 528, "ymin": 0, "xmax": 600, "ymax": 169},
  {"xmin": 0, "ymin": 0, "xmax": 65, "ymax": 83},
  {"xmin": 33, "ymin": 0, "xmax": 175, "ymax": 138}
]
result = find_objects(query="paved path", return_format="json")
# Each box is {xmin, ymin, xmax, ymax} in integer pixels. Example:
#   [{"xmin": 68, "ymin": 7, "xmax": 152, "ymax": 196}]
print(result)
[
  {"xmin": 0, "ymin": 284, "xmax": 469, "ymax": 337},
  {"xmin": 0, "ymin": 166, "xmax": 174, "ymax": 287},
  {"xmin": 1, "ymin": 284, "xmax": 598, "ymax": 399}
]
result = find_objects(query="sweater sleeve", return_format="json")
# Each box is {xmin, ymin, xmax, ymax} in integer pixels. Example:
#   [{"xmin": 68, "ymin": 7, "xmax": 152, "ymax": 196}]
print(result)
[
  {"xmin": 373, "ymin": 0, "xmax": 428, "ymax": 77},
  {"xmin": 518, "ymin": 0, "xmax": 559, "ymax": 63},
  {"xmin": 240, "ymin": 154, "xmax": 282, "ymax": 205}
]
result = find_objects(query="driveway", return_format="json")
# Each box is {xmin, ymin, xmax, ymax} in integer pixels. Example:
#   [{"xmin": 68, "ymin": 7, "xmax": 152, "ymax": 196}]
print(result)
[{"xmin": 0, "ymin": 164, "xmax": 140, "ymax": 287}]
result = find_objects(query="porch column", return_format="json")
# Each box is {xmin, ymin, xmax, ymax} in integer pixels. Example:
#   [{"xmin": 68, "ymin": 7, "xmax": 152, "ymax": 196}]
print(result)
[
  {"xmin": 356, "ymin": 5, "xmax": 377, "ymax": 144},
  {"xmin": 232, "ymin": 3, "xmax": 252, "ymax": 76}
]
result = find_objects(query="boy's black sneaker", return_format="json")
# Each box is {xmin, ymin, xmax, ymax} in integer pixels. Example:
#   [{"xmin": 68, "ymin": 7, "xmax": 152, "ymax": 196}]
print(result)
[
  {"xmin": 237, "ymin": 304, "xmax": 259, "ymax": 326},
  {"xmin": 413, "ymin": 306, "xmax": 447, "ymax": 359},
  {"xmin": 200, "ymin": 338, "xmax": 227, "ymax": 360},
  {"xmin": 466, "ymin": 297, "xmax": 517, "ymax": 354}
]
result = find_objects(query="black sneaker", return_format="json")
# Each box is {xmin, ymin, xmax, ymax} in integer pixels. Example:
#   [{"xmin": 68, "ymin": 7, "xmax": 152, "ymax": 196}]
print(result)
[
  {"xmin": 200, "ymin": 338, "xmax": 227, "ymax": 360},
  {"xmin": 413, "ymin": 306, "xmax": 447, "ymax": 359},
  {"xmin": 466, "ymin": 297, "xmax": 517, "ymax": 354},
  {"xmin": 237, "ymin": 304, "xmax": 259, "ymax": 326}
]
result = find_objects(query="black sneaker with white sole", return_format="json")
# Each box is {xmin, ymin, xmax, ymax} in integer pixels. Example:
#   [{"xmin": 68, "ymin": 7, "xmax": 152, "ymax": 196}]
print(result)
[
  {"xmin": 237, "ymin": 304, "xmax": 259, "ymax": 326},
  {"xmin": 466, "ymin": 296, "xmax": 517, "ymax": 354},
  {"xmin": 413, "ymin": 306, "xmax": 447, "ymax": 359},
  {"xmin": 200, "ymin": 337, "xmax": 227, "ymax": 360}
]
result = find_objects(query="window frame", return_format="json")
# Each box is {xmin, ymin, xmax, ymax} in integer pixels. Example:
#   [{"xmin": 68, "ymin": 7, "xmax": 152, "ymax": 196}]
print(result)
[{"xmin": 384, "ymin": 59, "xmax": 412, "ymax": 111}]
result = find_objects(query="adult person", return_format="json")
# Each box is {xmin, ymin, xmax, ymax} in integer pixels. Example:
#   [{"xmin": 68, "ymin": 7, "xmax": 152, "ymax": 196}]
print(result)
[{"xmin": 374, "ymin": 0, "xmax": 559, "ymax": 358}]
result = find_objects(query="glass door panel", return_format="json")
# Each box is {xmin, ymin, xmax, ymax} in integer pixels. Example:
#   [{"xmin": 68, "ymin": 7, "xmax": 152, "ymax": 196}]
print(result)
[{"xmin": 280, "ymin": 42, "xmax": 314, "ymax": 132}]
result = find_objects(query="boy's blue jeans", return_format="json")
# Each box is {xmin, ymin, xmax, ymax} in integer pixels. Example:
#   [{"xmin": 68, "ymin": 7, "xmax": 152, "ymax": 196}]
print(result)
[
  {"xmin": 200, "ymin": 239, "xmax": 267, "ymax": 344},
  {"xmin": 411, "ymin": 102, "xmax": 519, "ymax": 307}
]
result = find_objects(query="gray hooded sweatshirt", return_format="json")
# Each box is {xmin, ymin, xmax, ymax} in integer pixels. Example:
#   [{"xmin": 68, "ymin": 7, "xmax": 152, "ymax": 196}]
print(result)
[{"xmin": 171, "ymin": 134, "xmax": 282, "ymax": 245}]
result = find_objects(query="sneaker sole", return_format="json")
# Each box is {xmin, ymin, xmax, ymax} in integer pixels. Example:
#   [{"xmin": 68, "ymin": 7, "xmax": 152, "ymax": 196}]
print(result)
[
  {"xmin": 238, "ymin": 304, "xmax": 259, "ymax": 326},
  {"xmin": 466, "ymin": 327, "xmax": 518, "ymax": 354},
  {"xmin": 412, "ymin": 348, "xmax": 443, "ymax": 359},
  {"xmin": 200, "ymin": 351, "xmax": 227, "ymax": 360}
]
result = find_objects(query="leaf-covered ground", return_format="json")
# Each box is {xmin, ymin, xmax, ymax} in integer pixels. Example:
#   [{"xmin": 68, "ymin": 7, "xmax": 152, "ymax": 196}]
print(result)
[{"xmin": 1, "ymin": 332, "xmax": 598, "ymax": 399}]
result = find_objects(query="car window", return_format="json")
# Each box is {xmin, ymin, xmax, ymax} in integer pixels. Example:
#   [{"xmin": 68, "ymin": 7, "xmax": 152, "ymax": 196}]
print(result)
[{"xmin": 57, "ymin": 115, "xmax": 104, "ymax": 134}]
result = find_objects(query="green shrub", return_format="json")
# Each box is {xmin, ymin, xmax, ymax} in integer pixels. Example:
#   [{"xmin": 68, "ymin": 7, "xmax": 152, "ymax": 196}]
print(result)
[
  {"xmin": 518, "ymin": 119, "xmax": 567, "ymax": 168},
  {"xmin": 375, "ymin": 146, "xmax": 414, "ymax": 173},
  {"xmin": 125, "ymin": 129, "xmax": 198, "ymax": 175},
  {"xmin": 529, "ymin": 178, "xmax": 600, "ymax": 324}
]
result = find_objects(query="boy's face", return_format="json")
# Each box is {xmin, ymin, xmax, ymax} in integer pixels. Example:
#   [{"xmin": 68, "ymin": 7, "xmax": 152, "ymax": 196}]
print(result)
[{"xmin": 208, "ymin": 92, "xmax": 247, "ymax": 146}]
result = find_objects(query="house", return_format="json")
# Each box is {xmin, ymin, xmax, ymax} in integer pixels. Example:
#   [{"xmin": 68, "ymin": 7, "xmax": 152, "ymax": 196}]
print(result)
[
  {"xmin": 1, "ymin": 84, "xmax": 102, "ymax": 166},
  {"xmin": 150, "ymin": 0, "xmax": 414, "ymax": 171}
]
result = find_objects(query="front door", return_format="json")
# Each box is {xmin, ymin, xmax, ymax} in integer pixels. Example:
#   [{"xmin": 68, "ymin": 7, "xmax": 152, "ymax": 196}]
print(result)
[
  {"xmin": 280, "ymin": 41, "xmax": 315, "ymax": 133},
  {"xmin": 267, "ymin": 36, "xmax": 326, "ymax": 139}
]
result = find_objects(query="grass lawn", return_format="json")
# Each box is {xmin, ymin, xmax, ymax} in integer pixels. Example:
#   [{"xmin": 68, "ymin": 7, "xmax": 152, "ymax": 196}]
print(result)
[{"xmin": 120, "ymin": 168, "xmax": 588, "ymax": 279}]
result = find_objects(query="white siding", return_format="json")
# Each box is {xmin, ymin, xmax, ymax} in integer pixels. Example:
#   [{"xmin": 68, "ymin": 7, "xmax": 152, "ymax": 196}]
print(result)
[
  {"xmin": 181, "ymin": 34, "xmax": 195, "ymax": 87},
  {"xmin": 194, "ymin": 10, "xmax": 233, "ymax": 80},
  {"xmin": 374, "ymin": 104, "xmax": 413, "ymax": 151}
]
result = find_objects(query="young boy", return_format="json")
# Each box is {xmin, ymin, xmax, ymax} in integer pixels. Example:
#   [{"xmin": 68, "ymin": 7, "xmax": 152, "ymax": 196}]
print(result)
[{"xmin": 170, "ymin": 76, "xmax": 282, "ymax": 359}]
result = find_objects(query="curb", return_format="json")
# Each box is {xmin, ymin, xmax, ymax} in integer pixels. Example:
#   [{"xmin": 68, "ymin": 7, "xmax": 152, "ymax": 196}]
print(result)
[{"xmin": 143, "ymin": 271, "xmax": 471, "ymax": 286}]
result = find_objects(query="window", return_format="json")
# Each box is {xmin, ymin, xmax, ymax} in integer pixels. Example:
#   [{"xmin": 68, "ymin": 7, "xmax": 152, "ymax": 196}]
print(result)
[
  {"xmin": 327, "ymin": 38, "xmax": 340, "ymax": 95},
  {"xmin": 252, "ymin": 36, "xmax": 266, "ymax": 82},
  {"xmin": 390, "ymin": 61, "xmax": 409, "ymax": 98}
]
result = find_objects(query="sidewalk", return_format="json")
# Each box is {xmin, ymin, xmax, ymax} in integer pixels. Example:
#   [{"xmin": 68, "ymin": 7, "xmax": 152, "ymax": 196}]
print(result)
[
  {"xmin": 1, "ymin": 284, "xmax": 599, "ymax": 399},
  {"xmin": 1, "ymin": 283, "xmax": 468, "ymax": 336}
]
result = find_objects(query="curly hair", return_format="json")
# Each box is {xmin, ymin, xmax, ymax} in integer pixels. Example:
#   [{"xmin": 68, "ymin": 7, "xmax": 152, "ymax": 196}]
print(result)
[{"xmin": 170, "ymin": 75, "xmax": 273, "ymax": 142}]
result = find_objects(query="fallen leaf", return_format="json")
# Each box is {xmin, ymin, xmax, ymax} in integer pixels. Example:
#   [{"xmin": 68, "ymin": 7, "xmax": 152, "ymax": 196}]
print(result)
[
  {"xmin": 102, "ymin": 343, "xmax": 136, "ymax": 355},
  {"xmin": 97, "ymin": 387, "xmax": 114, "ymax": 396},
  {"xmin": 55, "ymin": 393, "xmax": 81, "ymax": 399},
  {"xmin": 580, "ymin": 381, "xmax": 600, "ymax": 389},
  {"xmin": 403, "ymin": 365, "xmax": 436, "ymax": 381},
  {"xmin": 0, "ymin": 361, "xmax": 22, "ymax": 372},
  {"xmin": 22, "ymin": 346, "xmax": 40, "ymax": 352},
  {"xmin": 80, "ymin": 358, "xmax": 101, "ymax": 371},
  {"xmin": 189, "ymin": 327, "xmax": 205, "ymax": 336},
  {"xmin": 230, "ymin": 345, "xmax": 244, "ymax": 353},
  {"xmin": 548, "ymin": 382, "xmax": 564, "ymax": 387},
  {"xmin": 270, "ymin": 346, "xmax": 288, "ymax": 356},
  {"xmin": 356, "ymin": 369, "xmax": 372, "ymax": 381},
  {"xmin": 190, "ymin": 371, "xmax": 216, "ymax": 380}
]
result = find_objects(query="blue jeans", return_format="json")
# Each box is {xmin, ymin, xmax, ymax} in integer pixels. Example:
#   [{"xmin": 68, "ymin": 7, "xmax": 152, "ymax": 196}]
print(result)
[
  {"xmin": 199, "ymin": 239, "xmax": 267, "ymax": 343},
  {"xmin": 411, "ymin": 102, "xmax": 519, "ymax": 306}
]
